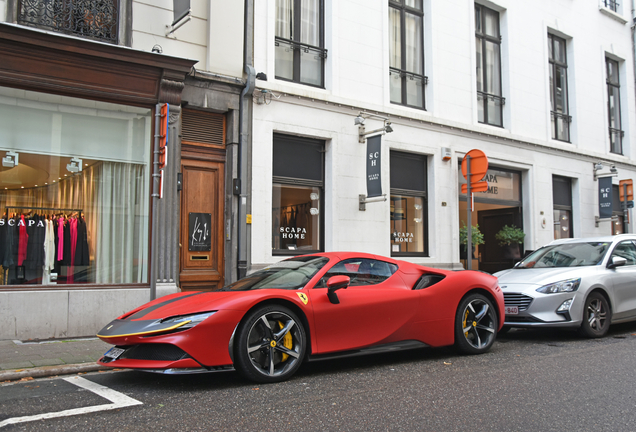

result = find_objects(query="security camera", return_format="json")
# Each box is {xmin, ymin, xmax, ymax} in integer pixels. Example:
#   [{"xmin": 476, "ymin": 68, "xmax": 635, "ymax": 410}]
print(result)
[{"xmin": 354, "ymin": 115, "xmax": 365, "ymax": 125}]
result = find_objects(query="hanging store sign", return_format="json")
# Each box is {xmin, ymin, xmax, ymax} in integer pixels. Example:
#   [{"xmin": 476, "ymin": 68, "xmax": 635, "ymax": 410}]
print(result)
[
  {"xmin": 598, "ymin": 177, "xmax": 613, "ymax": 219},
  {"xmin": 189, "ymin": 212, "xmax": 211, "ymax": 251},
  {"xmin": 367, "ymin": 135, "xmax": 382, "ymax": 198}
]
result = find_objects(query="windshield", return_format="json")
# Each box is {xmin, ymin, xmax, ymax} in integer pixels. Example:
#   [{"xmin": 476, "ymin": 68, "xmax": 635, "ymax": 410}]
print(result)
[
  {"xmin": 515, "ymin": 242, "xmax": 611, "ymax": 268},
  {"xmin": 219, "ymin": 256, "xmax": 330, "ymax": 291}
]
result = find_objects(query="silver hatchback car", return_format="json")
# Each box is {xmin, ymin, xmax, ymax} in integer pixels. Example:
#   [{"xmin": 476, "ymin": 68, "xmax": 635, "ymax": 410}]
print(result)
[{"xmin": 494, "ymin": 235, "xmax": 636, "ymax": 337}]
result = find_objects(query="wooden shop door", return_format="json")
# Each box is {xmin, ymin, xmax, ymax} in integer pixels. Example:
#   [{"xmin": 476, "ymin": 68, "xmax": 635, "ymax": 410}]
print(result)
[{"xmin": 179, "ymin": 158, "xmax": 224, "ymax": 290}]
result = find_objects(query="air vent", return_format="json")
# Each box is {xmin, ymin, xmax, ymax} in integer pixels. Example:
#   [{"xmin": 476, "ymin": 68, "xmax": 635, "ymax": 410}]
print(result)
[{"xmin": 181, "ymin": 109, "xmax": 225, "ymax": 147}]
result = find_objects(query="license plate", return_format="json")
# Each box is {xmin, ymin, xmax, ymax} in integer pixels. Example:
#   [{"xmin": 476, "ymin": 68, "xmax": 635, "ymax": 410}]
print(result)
[
  {"xmin": 505, "ymin": 306, "xmax": 519, "ymax": 315},
  {"xmin": 104, "ymin": 347, "xmax": 125, "ymax": 360}
]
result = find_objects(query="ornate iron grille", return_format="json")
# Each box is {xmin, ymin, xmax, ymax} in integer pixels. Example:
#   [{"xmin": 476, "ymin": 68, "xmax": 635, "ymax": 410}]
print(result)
[{"xmin": 18, "ymin": 0, "xmax": 118, "ymax": 44}]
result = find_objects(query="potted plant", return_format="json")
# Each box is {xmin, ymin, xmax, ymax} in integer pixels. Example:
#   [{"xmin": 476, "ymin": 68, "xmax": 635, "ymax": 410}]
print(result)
[
  {"xmin": 495, "ymin": 225, "xmax": 525, "ymax": 259},
  {"xmin": 460, "ymin": 223, "xmax": 485, "ymax": 259}
]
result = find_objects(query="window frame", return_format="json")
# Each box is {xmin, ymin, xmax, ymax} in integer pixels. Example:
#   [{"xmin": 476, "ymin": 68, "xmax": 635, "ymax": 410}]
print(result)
[
  {"xmin": 606, "ymin": 57, "xmax": 624, "ymax": 155},
  {"xmin": 475, "ymin": 4, "xmax": 505, "ymax": 127},
  {"xmin": 390, "ymin": 151, "xmax": 428, "ymax": 258},
  {"xmin": 274, "ymin": 0, "xmax": 327, "ymax": 88},
  {"xmin": 548, "ymin": 33, "xmax": 571, "ymax": 142},
  {"xmin": 272, "ymin": 134, "xmax": 325, "ymax": 256},
  {"xmin": 388, "ymin": 0, "xmax": 427, "ymax": 110}
]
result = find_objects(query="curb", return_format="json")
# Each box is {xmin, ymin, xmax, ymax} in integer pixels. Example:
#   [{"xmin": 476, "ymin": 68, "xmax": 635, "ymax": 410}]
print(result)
[{"xmin": 0, "ymin": 362, "xmax": 110, "ymax": 382}]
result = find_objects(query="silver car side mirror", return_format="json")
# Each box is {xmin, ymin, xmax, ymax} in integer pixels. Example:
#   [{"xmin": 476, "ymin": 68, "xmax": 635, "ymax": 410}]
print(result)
[{"xmin": 607, "ymin": 256, "xmax": 627, "ymax": 269}]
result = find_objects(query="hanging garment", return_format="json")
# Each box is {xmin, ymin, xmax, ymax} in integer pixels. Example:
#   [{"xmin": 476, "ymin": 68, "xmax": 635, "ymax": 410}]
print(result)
[
  {"xmin": 3, "ymin": 217, "xmax": 17, "ymax": 268},
  {"xmin": 74, "ymin": 217, "xmax": 89, "ymax": 266},
  {"xmin": 17, "ymin": 215, "xmax": 28, "ymax": 266},
  {"xmin": 44, "ymin": 219, "xmax": 56, "ymax": 272},
  {"xmin": 57, "ymin": 216, "xmax": 65, "ymax": 262}
]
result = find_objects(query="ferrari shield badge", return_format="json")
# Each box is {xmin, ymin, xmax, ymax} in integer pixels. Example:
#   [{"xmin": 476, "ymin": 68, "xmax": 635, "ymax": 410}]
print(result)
[{"xmin": 296, "ymin": 292, "xmax": 309, "ymax": 305}]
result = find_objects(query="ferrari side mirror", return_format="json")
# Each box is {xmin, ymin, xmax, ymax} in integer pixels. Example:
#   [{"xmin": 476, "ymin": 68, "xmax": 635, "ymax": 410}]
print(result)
[
  {"xmin": 326, "ymin": 275, "xmax": 350, "ymax": 304},
  {"xmin": 607, "ymin": 256, "xmax": 627, "ymax": 269}
]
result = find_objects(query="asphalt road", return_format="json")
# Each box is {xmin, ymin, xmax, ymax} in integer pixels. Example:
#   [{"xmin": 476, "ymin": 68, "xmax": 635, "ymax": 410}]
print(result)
[{"xmin": 2, "ymin": 323, "xmax": 636, "ymax": 432}]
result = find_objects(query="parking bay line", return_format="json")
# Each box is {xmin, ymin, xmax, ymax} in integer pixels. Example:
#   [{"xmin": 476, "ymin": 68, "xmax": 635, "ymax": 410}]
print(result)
[{"xmin": 0, "ymin": 376, "xmax": 142, "ymax": 428}]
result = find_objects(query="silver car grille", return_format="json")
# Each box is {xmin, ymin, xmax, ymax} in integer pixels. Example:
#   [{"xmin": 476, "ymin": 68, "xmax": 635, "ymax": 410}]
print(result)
[{"xmin": 503, "ymin": 293, "xmax": 533, "ymax": 311}]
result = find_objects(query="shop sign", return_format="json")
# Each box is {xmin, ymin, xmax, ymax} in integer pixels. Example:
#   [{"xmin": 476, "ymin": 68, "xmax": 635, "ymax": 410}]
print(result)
[
  {"xmin": 367, "ymin": 135, "xmax": 382, "ymax": 198},
  {"xmin": 392, "ymin": 232, "xmax": 414, "ymax": 242},
  {"xmin": 280, "ymin": 226, "xmax": 307, "ymax": 239},
  {"xmin": 459, "ymin": 169, "xmax": 520, "ymax": 201},
  {"xmin": 189, "ymin": 212, "xmax": 211, "ymax": 251},
  {"xmin": 598, "ymin": 177, "xmax": 613, "ymax": 219}
]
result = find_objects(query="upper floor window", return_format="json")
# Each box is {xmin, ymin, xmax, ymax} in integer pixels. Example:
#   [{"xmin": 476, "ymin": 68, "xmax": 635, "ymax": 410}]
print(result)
[
  {"xmin": 606, "ymin": 58, "xmax": 623, "ymax": 154},
  {"xmin": 548, "ymin": 34, "xmax": 571, "ymax": 142},
  {"xmin": 603, "ymin": 0, "xmax": 619, "ymax": 13},
  {"xmin": 389, "ymin": 0, "xmax": 427, "ymax": 109},
  {"xmin": 475, "ymin": 4, "xmax": 504, "ymax": 127},
  {"xmin": 275, "ymin": 0, "xmax": 327, "ymax": 88},
  {"xmin": 17, "ymin": 0, "xmax": 119, "ymax": 44}
]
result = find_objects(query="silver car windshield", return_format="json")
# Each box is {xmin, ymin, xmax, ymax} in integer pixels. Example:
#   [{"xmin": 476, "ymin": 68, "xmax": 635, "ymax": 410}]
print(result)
[{"xmin": 516, "ymin": 242, "xmax": 611, "ymax": 268}]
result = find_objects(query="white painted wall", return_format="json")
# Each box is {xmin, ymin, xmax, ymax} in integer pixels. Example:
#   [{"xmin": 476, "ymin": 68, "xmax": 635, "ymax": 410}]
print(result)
[{"xmin": 250, "ymin": 0, "xmax": 636, "ymax": 269}]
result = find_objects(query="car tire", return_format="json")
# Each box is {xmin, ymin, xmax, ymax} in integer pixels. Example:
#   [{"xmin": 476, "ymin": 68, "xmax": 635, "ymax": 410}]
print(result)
[
  {"xmin": 234, "ymin": 304, "xmax": 306, "ymax": 383},
  {"xmin": 454, "ymin": 293, "xmax": 498, "ymax": 355},
  {"xmin": 498, "ymin": 325, "xmax": 511, "ymax": 335},
  {"xmin": 577, "ymin": 292, "xmax": 610, "ymax": 338}
]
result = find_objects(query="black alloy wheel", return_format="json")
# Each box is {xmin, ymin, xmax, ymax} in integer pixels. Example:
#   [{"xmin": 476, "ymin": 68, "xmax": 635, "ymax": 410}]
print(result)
[
  {"xmin": 454, "ymin": 293, "xmax": 498, "ymax": 354},
  {"xmin": 578, "ymin": 292, "xmax": 610, "ymax": 338},
  {"xmin": 234, "ymin": 305, "xmax": 306, "ymax": 383}
]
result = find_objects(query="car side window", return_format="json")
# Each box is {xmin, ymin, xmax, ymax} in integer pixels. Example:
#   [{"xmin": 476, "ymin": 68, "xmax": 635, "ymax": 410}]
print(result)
[
  {"xmin": 315, "ymin": 258, "xmax": 398, "ymax": 287},
  {"xmin": 611, "ymin": 241, "xmax": 636, "ymax": 266}
]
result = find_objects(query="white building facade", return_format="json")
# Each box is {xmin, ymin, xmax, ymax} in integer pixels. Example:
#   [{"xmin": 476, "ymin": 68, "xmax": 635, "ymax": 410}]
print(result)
[{"xmin": 249, "ymin": 0, "xmax": 636, "ymax": 273}]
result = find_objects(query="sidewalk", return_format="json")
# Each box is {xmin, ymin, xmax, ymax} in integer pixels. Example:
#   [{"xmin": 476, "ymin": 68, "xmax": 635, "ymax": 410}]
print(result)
[{"xmin": 0, "ymin": 337, "xmax": 112, "ymax": 382}]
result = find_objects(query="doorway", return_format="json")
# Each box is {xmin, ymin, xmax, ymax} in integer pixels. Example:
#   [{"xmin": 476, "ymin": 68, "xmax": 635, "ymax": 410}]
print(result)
[
  {"xmin": 179, "ymin": 158, "xmax": 225, "ymax": 290},
  {"xmin": 478, "ymin": 207, "xmax": 521, "ymax": 273}
]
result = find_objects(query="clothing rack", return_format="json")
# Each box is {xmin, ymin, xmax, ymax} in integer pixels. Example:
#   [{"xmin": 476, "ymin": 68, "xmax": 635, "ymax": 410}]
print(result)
[{"xmin": 5, "ymin": 206, "xmax": 83, "ymax": 214}]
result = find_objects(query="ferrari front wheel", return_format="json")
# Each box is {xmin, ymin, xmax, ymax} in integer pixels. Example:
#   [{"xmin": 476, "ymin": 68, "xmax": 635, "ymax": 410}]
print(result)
[
  {"xmin": 454, "ymin": 293, "xmax": 498, "ymax": 355},
  {"xmin": 234, "ymin": 305, "xmax": 306, "ymax": 383}
]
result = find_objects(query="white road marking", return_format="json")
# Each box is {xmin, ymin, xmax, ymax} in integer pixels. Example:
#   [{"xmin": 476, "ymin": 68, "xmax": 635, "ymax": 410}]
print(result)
[{"xmin": 0, "ymin": 376, "xmax": 142, "ymax": 428}]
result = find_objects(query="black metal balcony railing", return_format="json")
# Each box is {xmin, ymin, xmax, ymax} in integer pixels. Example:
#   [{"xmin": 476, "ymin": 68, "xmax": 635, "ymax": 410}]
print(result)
[
  {"xmin": 609, "ymin": 127, "xmax": 624, "ymax": 154},
  {"xmin": 477, "ymin": 91, "xmax": 506, "ymax": 106},
  {"xmin": 18, "ymin": 0, "xmax": 118, "ymax": 44},
  {"xmin": 551, "ymin": 111, "xmax": 572, "ymax": 123},
  {"xmin": 274, "ymin": 37, "xmax": 328, "ymax": 60},
  {"xmin": 603, "ymin": 0, "xmax": 619, "ymax": 12},
  {"xmin": 389, "ymin": 68, "xmax": 429, "ymax": 87}
]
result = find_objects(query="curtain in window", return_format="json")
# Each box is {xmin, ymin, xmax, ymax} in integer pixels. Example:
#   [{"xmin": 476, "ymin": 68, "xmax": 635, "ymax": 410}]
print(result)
[
  {"xmin": 300, "ymin": 0, "xmax": 319, "ymax": 46},
  {"xmin": 404, "ymin": 12, "xmax": 422, "ymax": 75},
  {"xmin": 95, "ymin": 162, "xmax": 148, "ymax": 284},
  {"xmin": 276, "ymin": 0, "xmax": 293, "ymax": 39}
]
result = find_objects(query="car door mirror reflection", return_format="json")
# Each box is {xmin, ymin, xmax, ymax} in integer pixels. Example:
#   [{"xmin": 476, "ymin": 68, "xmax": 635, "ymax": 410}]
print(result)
[{"xmin": 327, "ymin": 275, "xmax": 350, "ymax": 304}]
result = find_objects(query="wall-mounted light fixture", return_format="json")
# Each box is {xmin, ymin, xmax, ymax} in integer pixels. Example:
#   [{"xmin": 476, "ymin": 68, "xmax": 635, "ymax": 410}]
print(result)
[
  {"xmin": 66, "ymin": 157, "xmax": 83, "ymax": 173},
  {"xmin": 2, "ymin": 151, "xmax": 18, "ymax": 168},
  {"xmin": 355, "ymin": 111, "xmax": 394, "ymax": 143},
  {"xmin": 593, "ymin": 162, "xmax": 618, "ymax": 180}
]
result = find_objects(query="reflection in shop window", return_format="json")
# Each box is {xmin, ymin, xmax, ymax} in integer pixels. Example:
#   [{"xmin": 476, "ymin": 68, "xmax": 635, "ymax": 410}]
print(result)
[
  {"xmin": 0, "ymin": 87, "xmax": 150, "ymax": 286},
  {"xmin": 272, "ymin": 184, "xmax": 321, "ymax": 253},
  {"xmin": 553, "ymin": 209, "xmax": 571, "ymax": 239},
  {"xmin": 391, "ymin": 195, "xmax": 425, "ymax": 254}
]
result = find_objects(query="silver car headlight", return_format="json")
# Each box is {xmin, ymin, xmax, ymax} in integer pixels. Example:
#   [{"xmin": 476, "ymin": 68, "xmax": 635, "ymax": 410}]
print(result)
[
  {"xmin": 536, "ymin": 278, "xmax": 581, "ymax": 294},
  {"xmin": 160, "ymin": 311, "xmax": 216, "ymax": 330}
]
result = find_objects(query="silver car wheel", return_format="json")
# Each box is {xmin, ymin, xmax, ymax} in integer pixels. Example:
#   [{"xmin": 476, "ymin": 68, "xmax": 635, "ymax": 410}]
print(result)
[{"xmin": 578, "ymin": 292, "xmax": 610, "ymax": 338}]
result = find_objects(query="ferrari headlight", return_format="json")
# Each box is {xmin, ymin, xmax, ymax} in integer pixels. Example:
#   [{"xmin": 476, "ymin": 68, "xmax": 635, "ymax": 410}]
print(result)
[
  {"xmin": 161, "ymin": 311, "xmax": 216, "ymax": 329},
  {"xmin": 536, "ymin": 278, "xmax": 581, "ymax": 294}
]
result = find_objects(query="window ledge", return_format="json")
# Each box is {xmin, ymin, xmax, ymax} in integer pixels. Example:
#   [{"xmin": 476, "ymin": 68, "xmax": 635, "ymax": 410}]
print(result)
[{"xmin": 599, "ymin": 6, "xmax": 628, "ymax": 24}]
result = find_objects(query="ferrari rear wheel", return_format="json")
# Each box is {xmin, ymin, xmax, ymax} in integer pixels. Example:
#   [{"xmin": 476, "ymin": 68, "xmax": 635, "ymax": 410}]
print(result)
[
  {"xmin": 454, "ymin": 293, "xmax": 497, "ymax": 355},
  {"xmin": 235, "ymin": 305, "xmax": 306, "ymax": 383}
]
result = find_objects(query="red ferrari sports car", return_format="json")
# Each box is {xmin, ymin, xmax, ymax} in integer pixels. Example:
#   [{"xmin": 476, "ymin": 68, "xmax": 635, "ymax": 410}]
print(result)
[{"xmin": 97, "ymin": 252, "xmax": 504, "ymax": 382}]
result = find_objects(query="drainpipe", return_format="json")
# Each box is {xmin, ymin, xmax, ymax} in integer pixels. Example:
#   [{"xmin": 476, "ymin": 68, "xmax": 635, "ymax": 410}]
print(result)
[{"xmin": 238, "ymin": 0, "xmax": 255, "ymax": 280}]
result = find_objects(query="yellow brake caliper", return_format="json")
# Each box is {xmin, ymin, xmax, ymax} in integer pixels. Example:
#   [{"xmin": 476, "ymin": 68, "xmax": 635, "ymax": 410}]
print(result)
[
  {"xmin": 278, "ymin": 321, "xmax": 293, "ymax": 361},
  {"xmin": 463, "ymin": 310, "xmax": 470, "ymax": 337}
]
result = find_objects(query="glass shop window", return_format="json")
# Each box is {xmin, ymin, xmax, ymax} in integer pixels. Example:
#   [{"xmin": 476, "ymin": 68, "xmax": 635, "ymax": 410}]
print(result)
[
  {"xmin": 390, "ymin": 151, "xmax": 428, "ymax": 257},
  {"xmin": 272, "ymin": 134, "xmax": 324, "ymax": 255},
  {"xmin": 552, "ymin": 175, "xmax": 573, "ymax": 239},
  {"xmin": 0, "ymin": 86, "xmax": 151, "ymax": 286}
]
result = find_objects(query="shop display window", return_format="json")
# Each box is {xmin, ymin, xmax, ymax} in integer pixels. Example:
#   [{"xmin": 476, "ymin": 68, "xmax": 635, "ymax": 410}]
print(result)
[
  {"xmin": 390, "ymin": 151, "xmax": 428, "ymax": 257},
  {"xmin": 272, "ymin": 134, "xmax": 323, "ymax": 255},
  {"xmin": 0, "ymin": 87, "xmax": 151, "ymax": 286}
]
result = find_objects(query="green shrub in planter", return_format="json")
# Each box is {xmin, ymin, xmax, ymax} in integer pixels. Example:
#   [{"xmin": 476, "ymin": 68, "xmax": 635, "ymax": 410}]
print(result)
[{"xmin": 495, "ymin": 225, "xmax": 525, "ymax": 246}]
